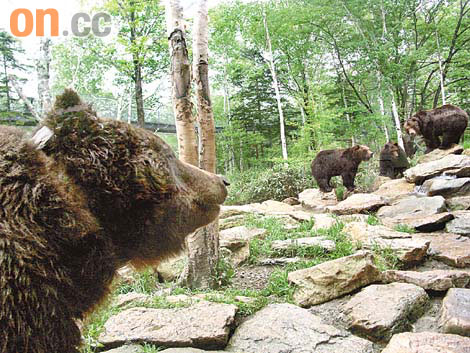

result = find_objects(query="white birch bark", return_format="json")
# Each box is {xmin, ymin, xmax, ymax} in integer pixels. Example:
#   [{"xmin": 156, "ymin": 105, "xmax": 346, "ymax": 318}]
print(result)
[
  {"xmin": 36, "ymin": 38, "xmax": 52, "ymax": 115},
  {"xmin": 390, "ymin": 89, "xmax": 405, "ymax": 151},
  {"xmin": 263, "ymin": 9, "xmax": 288, "ymax": 160},
  {"xmin": 165, "ymin": 0, "xmax": 198, "ymax": 165}
]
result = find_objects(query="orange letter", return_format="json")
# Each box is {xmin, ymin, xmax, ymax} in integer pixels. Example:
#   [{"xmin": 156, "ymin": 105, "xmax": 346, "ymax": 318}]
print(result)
[
  {"xmin": 10, "ymin": 9, "xmax": 34, "ymax": 37},
  {"xmin": 36, "ymin": 9, "xmax": 59, "ymax": 36}
]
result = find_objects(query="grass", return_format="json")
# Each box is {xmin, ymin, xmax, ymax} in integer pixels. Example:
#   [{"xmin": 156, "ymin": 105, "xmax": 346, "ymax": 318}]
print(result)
[
  {"xmin": 394, "ymin": 224, "xmax": 416, "ymax": 233},
  {"xmin": 366, "ymin": 214, "xmax": 381, "ymax": 226},
  {"xmin": 371, "ymin": 243, "xmax": 402, "ymax": 271}
]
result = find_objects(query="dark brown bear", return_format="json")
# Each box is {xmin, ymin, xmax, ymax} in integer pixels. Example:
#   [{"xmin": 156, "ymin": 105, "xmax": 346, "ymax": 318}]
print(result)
[
  {"xmin": 379, "ymin": 142, "xmax": 410, "ymax": 179},
  {"xmin": 404, "ymin": 104, "xmax": 468, "ymax": 153},
  {"xmin": 311, "ymin": 145, "xmax": 373, "ymax": 192},
  {"xmin": 0, "ymin": 90, "xmax": 228, "ymax": 353}
]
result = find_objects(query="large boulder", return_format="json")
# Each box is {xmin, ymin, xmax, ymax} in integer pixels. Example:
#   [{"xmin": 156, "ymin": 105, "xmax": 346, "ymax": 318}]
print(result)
[
  {"xmin": 404, "ymin": 154, "xmax": 470, "ymax": 184},
  {"xmin": 422, "ymin": 177, "xmax": 470, "ymax": 197},
  {"xmin": 288, "ymin": 251, "xmax": 381, "ymax": 307},
  {"xmin": 418, "ymin": 144, "xmax": 464, "ymax": 164},
  {"xmin": 298, "ymin": 188, "xmax": 337, "ymax": 211},
  {"xmin": 327, "ymin": 193, "xmax": 390, "ymax": 215},
  {"xmin": 225, "ymin": 303, "xmax": 374, "ymax": 353},
  {"xmin": 439, "ymin": 288, "xmax": 470, "ymax": 336},
  {"xmin": 415, "ymin": 232, "xmax": 470, "ymax": 268},
  {"xmin": 344, "ymin": 283, "xmax": 429, "ymax": 342},
  {"xmin": 373, "ymin": 178, "xmax": 415, "ymax": 200}
]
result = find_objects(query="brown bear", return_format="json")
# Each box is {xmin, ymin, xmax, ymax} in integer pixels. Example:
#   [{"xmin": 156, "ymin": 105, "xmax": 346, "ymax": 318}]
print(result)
[
  {"xmin": 311, "ymin": 145, "xmax": 373, "ymax": 192},
  {"xmin": 404, "ymin": 104, "xmax": 468, "ymax": 153},
  {"xmin": 379, "ymin": 142, "xmax": 410, "ymax": 179},
  {"xmin": 0, "ymin": 90, "xmax": 228, "ymax": 353}
]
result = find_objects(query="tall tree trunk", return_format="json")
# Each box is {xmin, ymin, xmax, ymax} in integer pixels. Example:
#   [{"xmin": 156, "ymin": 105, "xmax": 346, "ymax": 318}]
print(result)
[
  {"xmin": 129, "ymin": 9, "xmax": 145, "ymax": 128},
  {"xmin": 3, "ymin": 55, "xmax": 11, "ymax": 111},
  {"xmin": 127, "ymin": 89, "xmax": 133, "ymax": 124},
  {"xmin": 377, "ymin": 73, "xmax": 390, "ymax": 141},
  {"xmin": 183, "ymin": 0, "xmax": 219, "ymax": 289},
  {"xmin": 166, "ymin": 0, "xmax": 198, "ymax": 165},
  {"xmin": 341, "ymin": 78, "xmax": 355, "ymax": 146},
  {"xmin": 8, "ymin": 75, "xmax": 39, "ymax": 120},
  {"xmin": 262, "ymin": 9, "xmax": 288, "ymax": 160},
  {"xmin": 434, "ymin": 23, "xmax": 446, "ymax": 105},
  {"xmin": 36, "ymin": 38, "xmax": 52, "ymax": 115},
  {"xmin": 389, "ymin": 89, "xmax": 405, "ymax": 150}
]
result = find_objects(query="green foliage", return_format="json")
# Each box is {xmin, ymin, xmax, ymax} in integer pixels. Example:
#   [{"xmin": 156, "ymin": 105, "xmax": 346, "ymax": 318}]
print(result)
[
  {"xmin": 372, "ymin": 244, "xmax": 402, "ymax": 271},
  {"xmin": 366, "ymin": 214, "xmax": 381, "ymax": 226},
  {"xmin": 215, "ymin": 252, "xmax": 236, "ymax": 287},
  {"xmin": 116, "ymin": 269, "xmax": 159, "ymax": 294},
  {"xmin": 226, "ymin": 161, "xmax": 314, "ymax": 205},
  {"xmin": 394, "ymin": 224, "xmax": 416, "ymax": 234}
]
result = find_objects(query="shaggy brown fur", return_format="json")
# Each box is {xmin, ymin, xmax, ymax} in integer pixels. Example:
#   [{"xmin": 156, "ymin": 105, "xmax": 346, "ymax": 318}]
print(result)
[
  {"xmin": 379, "ymin": 142, "xmax": 410, "ymax": 179},
  {"xmin": 0, "ymin": 89, "xmax": 227, "ymax": 353},
  {"xmin": 404, "ymin": 104, "xmax": 469, "ymax": 153},
  {"xmin": 311, "ymin": 145, "xmax": 373, "ymax": 192}
]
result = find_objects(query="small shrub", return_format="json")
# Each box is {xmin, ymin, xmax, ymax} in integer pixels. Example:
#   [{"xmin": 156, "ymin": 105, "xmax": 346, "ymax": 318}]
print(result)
[
  {"xmin": 366, "ymin": 214, "xmax": 381, "ymax": 226},
  {"xmin": 225, "ymin": 162, "xmax": 314, "ymax": 205},
  {"xmin": 215, "ymin": 253, "xmax": 235, "ymax": 287}
]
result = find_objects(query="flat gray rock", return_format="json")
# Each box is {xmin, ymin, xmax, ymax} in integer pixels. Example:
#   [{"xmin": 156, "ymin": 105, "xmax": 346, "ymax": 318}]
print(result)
[
  {"xmin": 99, "ymin": 302, "xmax": 237, "ymax": 350},
  {"xmin": 161, "ymin": 349, "xmax": 228, "ymax": 353},
  {"xmin": 404, "ymin": 154, "xmax": 470, "ymax": 184},
  {"xmin": 298, "ymin": 188, "xmax": 337, "ymax": 211},
  {"xmin": 225, "ymin": 303, "xmax": 374, "ymax": 353},
  {"xmin": 439, "ymin": 288, "xmax": 470, "ymax": 336},
  {"xmin": 343, "ymin": 222, "xmax": 429, "ymax": 264},
  {"xmin": 377, "ymin": 196, "xmax": 446, "ymax": 219},
  {"xmin": 344, "ymin": 283, "xmax": 429, "ymax": 342},
  {"xmin": 382, "ymin": 270, "xmax": 470, "ymax": 291},
  {"xmin": 220, "ymin": 226, "xmax": 267, "ymax": 266},
  {"xmin": 446, "ymin": 211, "xmax": 470, "ymax": 236},
  {"xmin": 382, "ymin": 332, "xmax": 470, "ymax": 353},
  {"xmin": 423, "ymin": 177, "xmax": 470, "ymax": 197},
  {"xmin": 288, "ymin": 251, "xmax": 381, "ymax": 307}
]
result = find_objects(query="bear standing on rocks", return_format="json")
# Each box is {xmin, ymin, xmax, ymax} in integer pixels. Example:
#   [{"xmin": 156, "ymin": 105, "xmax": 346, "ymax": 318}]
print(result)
[
  {"xmin": 0, "ymin": 90, "xmax": 228, "ymax": 353},
  {"xmin": 311, "ymin": 145, "xmax": 373, "ymax": 192},
  {"xmin": 379, "ymin": 142, "xmax": 410, "ymax": 179},
  {"xmin": 404, "ymin": 104, "xmax": 468, "ymax": 153}
]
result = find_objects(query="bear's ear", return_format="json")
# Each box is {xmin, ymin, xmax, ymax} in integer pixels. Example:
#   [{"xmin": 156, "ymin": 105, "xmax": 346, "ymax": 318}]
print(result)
[
  {"xmin": 54, "ymin": 89, "xmax": 82, "ymax": 110},
  {"xmin": 352, "ymin": 145, "xmax": 361, "ymax": 150},
  {"xmin": 31, "ymin": 126, "xmax": 54, "ymax": 150}
]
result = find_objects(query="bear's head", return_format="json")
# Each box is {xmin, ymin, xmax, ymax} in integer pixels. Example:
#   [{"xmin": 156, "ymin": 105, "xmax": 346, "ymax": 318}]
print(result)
[
  {"xmin": 381, "ymin": 142, "xmax": 400, "ymax": 160},
  {"xmin": 350, "ymin": 144, "xmax": 373, "ymax": 161},
  {"xmin": 404, "ymin": 115, "xmax": 422, "ymax": 137},
  {"xmin": 31, "ymin": 89, "xmax": 228, "ymax": 265}
]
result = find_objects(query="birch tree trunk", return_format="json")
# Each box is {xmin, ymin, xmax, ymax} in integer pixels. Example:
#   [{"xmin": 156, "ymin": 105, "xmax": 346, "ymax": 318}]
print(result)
[
  {"xmin": 377, "ymin": 73, "xmax": 390, "ymax": 141},
  {"xmin": 181, "ymin": 0, "xmax": 219, "ymax": 289},
  {"xmin": 262, "ymin": 9, "xmax": 288, "ymax": 160},
  {"xmin": 166, "ymin": 0, "xmax": 198, "ymax": 165},
  {"xmin": 36, "ymin": 38, "xmax": 52, "ymax": 115},
  {"xmin": 390, "ymin": 89, "xmax": 405, "ymax": 151},
  {"xmin": 8, "ymin": 75, "xmax": 39, "ymax": 120}
]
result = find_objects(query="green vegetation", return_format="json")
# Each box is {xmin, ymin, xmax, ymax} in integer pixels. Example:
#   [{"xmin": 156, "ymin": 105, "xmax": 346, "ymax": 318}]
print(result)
[{"xmin": 394, "ymin": 224, "xmax": 416, "ymax": 234}]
